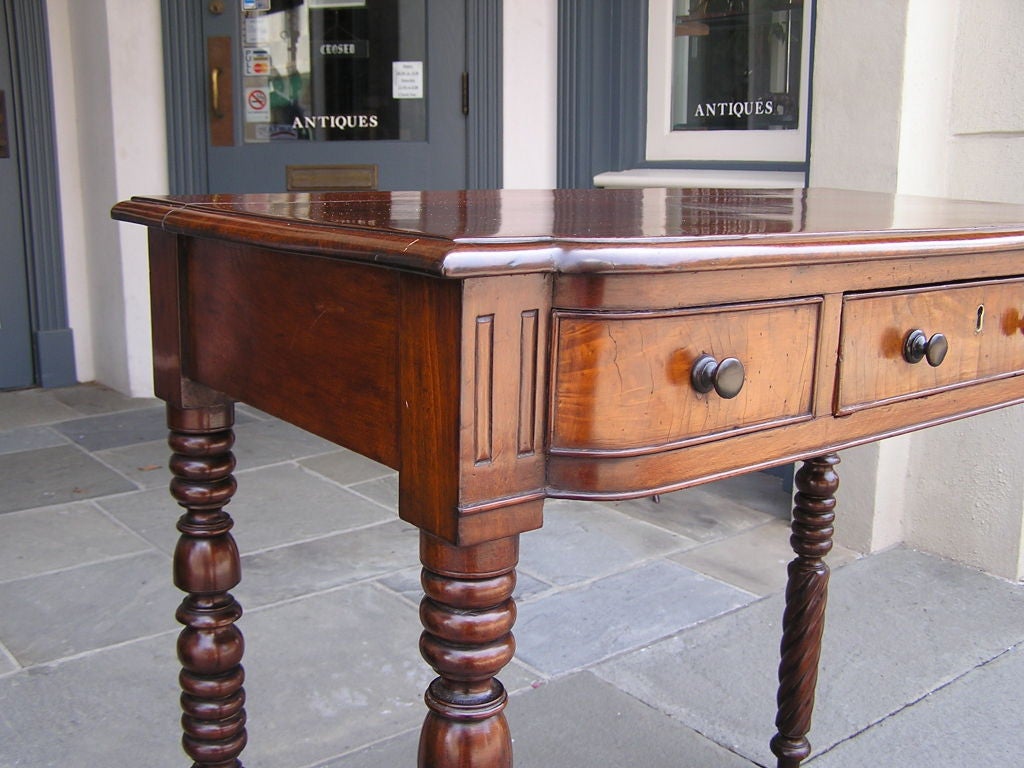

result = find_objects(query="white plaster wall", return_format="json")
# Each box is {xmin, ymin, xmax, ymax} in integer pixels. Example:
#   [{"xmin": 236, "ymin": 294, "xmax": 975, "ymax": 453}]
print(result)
[
  {"xmin": 48, "ymin": 0, "xmax": 127, "ymax": 392},
  {"xmin": 895, "ymin": 0, "xmax": 957, "ymax": 197},
  {"xmin": 946, "ymin": 0, "xmax": 1024, "ymax": 204},
  {"xmin": 898, "ymin": 0, "xmax": 1024, "ymax": 580},
  {"xmin": 810, "ymin": 0, "xmax": 1024, "ymax": 579},
  {"xmin": 47, "ymin": 0, "xmax": 165, "ymax": 396},
  {"xmin": 949, "ymin": 0, "xmax": 1024, "ymax": 136},
  {"xmin": 905, "ymin": 410, "xmax": 1024, "ymax": 579},
  {"xmin": 502, "ymin": 0, "xmax": 558, "ymax": 189},
  {"xmin": 46, "ymin": 0, "xmax": 94, "ymax": 383},
  {"xmin": 106, "ymin": 0, "xmax": 166, "ymax": 396},
  {"xmin": 806, "ymin": 0, "xmax": 908, "ymax": 192}
]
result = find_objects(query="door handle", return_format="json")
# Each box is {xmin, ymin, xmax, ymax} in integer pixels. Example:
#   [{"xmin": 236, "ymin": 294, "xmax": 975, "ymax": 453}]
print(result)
[
  {"xmin": 206, "ymin": 36, "xmax": 233, "ymax": 146},
  {"xmin": 210, "ymin": 67, "xmax": 224, "ymax": 119}
]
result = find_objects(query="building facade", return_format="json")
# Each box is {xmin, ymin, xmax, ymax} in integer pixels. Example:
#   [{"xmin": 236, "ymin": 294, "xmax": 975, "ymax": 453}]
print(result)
[{"xmin": 6, "ymin": 0, "xmax": 1024, "ymax": 579}]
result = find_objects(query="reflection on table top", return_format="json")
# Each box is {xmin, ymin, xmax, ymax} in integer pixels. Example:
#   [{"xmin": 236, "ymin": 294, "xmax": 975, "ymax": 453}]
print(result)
[{"xmin": 112, "ymin": 187, "xmax": 1024, "ymax": 277}]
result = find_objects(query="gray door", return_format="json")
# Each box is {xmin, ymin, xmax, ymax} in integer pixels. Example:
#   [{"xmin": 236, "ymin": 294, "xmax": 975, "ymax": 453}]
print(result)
[
  {"xmin": 201, "ymin": 0, "xmax": 467, "ymax": 192},
  {"xmin": 0, "ymin": 1, "xmax": 34, "ymax": 390}
]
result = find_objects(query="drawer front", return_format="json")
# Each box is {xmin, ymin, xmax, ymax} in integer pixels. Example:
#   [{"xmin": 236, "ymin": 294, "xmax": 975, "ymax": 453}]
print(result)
[
  {"xmin": 837, "ymin": 278, "xmax": 1024, "ymax": 413},
  {"xmin": 550, "ymin": 299, "xmax": 821, "ymax": 454}
]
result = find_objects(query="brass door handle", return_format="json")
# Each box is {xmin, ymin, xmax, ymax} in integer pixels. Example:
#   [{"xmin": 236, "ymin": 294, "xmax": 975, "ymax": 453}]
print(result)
[{"xmin": 210, "ymin": 67, "xmax": 223, "ymax": 119}]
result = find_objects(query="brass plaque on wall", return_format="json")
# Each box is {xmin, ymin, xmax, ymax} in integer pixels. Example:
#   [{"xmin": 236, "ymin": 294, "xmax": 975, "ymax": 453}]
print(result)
[{"xmin": 286, "ymin": 164, "xmax": 379, "ymax": 191}]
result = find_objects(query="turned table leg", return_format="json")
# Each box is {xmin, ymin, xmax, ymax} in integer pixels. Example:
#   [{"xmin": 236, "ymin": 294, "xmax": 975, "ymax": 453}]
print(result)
[
  {"xmin": 168, "ymin": 403, "xmax": 247, "ymax": 768},
  {"xmin": 770, "ymin": 453, "xmax": 839, "ymax": 768},
  {"xmin": 417, "ymin": 532, "xmax": 519, "ymax": 768}
]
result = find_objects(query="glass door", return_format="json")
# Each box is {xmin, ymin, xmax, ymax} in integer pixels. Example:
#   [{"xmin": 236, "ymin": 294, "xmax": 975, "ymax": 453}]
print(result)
[{"xmin": 201, "ymin": 0, "xmax": 467, "ymax": 192}]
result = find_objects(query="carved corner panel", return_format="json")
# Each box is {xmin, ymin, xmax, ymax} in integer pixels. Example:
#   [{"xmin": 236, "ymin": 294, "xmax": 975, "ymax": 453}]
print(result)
[{"xmin": 458, "ymin": 274, "xmax": 552, "ymax": 515}]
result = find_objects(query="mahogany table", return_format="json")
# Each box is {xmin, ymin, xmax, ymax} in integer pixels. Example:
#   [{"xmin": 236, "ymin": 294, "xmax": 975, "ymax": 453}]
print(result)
[{"xmin": 112, "ymin": 187, "xmax": 1024, "ymax": 767}]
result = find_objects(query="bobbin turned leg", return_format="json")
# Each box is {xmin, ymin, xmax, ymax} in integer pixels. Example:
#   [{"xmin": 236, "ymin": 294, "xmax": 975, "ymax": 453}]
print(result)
[
  {"xmin": 418, "ymin": 532, "xmax": 518, "ymax": 768},
  {"xmin": 771, "ymin": 453, "xmax": 839, "ymax": 768},
  {"xmin": 168, "ymin": 403, "xmax": 247, "ymax": 768}
]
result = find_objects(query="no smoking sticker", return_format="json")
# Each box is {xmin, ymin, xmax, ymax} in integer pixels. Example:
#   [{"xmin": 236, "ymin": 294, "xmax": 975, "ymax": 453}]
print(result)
[{"xmin": 245, "ymin": 86, "xmax": 270, "ymax": 123}]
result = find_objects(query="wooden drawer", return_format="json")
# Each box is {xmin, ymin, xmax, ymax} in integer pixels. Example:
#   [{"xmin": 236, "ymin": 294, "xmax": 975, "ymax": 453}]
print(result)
[
  {"xmin": 836, "ymin": 278, "xmax": 1024, "ymax": 413},
  {"xmin": 550, "ymin": 298, "xmax": 822, "ymax": 454}
]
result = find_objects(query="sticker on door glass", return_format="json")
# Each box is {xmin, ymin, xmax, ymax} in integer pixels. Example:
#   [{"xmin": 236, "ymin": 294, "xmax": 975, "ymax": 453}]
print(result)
[
  {"xmin": 245, "ymin": 86, "xmax": 271, "ymax": 123},
  {"xmin": 244, "ymin": 48, "xmax": 271, "ymax": 76},
  {"xmin": 241, "ymin": 0, "xmax": 270, "ymax": 11},
  {"xmin": 243, "ymin": 14, "xmax": 271, "ymax": 45},
  {"xmin": 392, "ymin": 61, "xmax": 424, "ymax": 99}
]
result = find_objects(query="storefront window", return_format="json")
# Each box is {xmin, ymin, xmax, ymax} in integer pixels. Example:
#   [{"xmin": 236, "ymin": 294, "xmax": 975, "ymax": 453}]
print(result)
[
  {"xmin": 240, "ymin": 0, "xmax": 426, "ymax": 143},
  {"xmin": 646, "ymin": 0, "xmax": 812, "ymax": 163},
  {"xmin": 670, "ymin": 0, "xmax": 802, "ymax": 132}
]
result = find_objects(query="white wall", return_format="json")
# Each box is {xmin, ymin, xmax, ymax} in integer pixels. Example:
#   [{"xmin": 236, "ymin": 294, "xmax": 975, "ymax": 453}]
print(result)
[
  {"xmin": 47, "ymin": 0, "xmax": 94, "ymax": 383},
  {"xmin": 810, "ymin": 0, "xmax": 1024, "ymax": 580},
  {"xmin": 47, "ymin": 0, "xmax": 165, "ymax": 397},
  {"xmin": 502, "ymin": 0, "xmax": 558, "ymax": 188},
  {"xmin": 900, "ymin": 0, "xmax": 1024, "ymax": 580},
  {"xmin": 807, "ymin": 0, "xmax": 908, "ymax": 192},
  {"xmin": 948, "ymin": 0, "xmax": 1024, "ymax": 204}
]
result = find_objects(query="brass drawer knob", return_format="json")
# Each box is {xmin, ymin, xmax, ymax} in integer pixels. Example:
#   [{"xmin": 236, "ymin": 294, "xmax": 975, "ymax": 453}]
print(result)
[
  {"xmin": 691, "ymin": 354, "xmax": 745, "ymax": 399},
  {"xmin": 903, "ymin": 329, "xmax": 948, "ymax": 367}
]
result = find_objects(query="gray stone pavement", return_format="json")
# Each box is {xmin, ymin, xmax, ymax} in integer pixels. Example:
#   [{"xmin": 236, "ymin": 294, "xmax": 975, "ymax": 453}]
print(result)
[{"xmin": 0, "ymin": 383, "xmax": 1021, "ymax": 767}]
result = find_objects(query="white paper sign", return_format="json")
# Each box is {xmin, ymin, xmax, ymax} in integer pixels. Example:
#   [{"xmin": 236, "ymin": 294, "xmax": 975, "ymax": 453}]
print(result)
[
  {"xmin": 244, "ymin": 16, "xmax": 271, "ymax": 44},
  {"xmin": 392, "ymin": 61, "xmax": 424, "ymax": 99}
]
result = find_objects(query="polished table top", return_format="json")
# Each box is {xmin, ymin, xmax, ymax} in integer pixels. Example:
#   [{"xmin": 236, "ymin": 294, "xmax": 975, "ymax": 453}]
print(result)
[{"xmin": 113, "ymin": 187, "xmax": 1024, "ymax": 276}]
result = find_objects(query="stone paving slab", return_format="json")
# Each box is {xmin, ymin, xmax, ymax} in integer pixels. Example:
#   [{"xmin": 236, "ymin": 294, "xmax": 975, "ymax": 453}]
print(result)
[
  {"xmin": 47, "ymin": 382, "xmax": 161, "ymax": 415},
  {"xmin": 235, "ymin": 582, "xmax": 535, "ymax": 768},
  {"xmin": 0, "ymin": 425, "xmax": 67, "ymax": 456},
  {"xmin": 90, "ymin": 438, "xmax": 184, "ymax": 490},
  {"xmin": 91, "ymin": 420, "xmax": 327, "ymax": 491},
  {"xmin": 0, "ymin": 445, "xmax": 136, "ymax": 513},
  {"xmin": 348, "ymin": 473, "xmax": 399, "ymax": 511},
  {"xmin": 301, "ymin": 448, "xmax": 396, "ymax": 487},
  {"xmin": 0, "ymin": 643, "xmax": 17, "ymax": 675},
  {"xmin": 230, "ymin": 417, "xmax": 340, "ymax": 467},
  {"xmin": 594, "ymin": 548, "xmax": 1024, "ymax": 765},
  {"xmin": 671, "ymin": 518, "xmax": 860, "ymax": 597},
  {"xmin": 100, "ymin": 463, "xmax": 394, "ymax": 556},
  {"xmin": 610, "ymin": 472, "xmax": 791, "ymax": 542},
  {"xmin": 0, "ymin": 631, "xmax": 183, "ymax": 767},
  {"xmin": 507, "ymin": 672, "xmax": 758, "ymax": 768},
  {"xmin": 0, "ymin": 388, "xmax": 82, "ymax": 430},
  {"xmin": 52, "ymin": 405, "xmax": 172, "ymax": 451},
  {"xmin": 515, "ymin": 559, "xmax": 752, "ymax": 676},
  {"xmin": 0, "ymin": 551, "xmax": 176, "ymax": 665},
  {"xmin": 807, "ymin": 644, "xmax": 1024, "ymax": 767},
  {"xmin": 0, "ymin": 501, "xmax": 150, "ymax": 582},
  {"xmin": 234, "ymin": 519, "xmax": 421, "ymax": 608},
  {"xmin": 517, "ymin": 498, "xmax": 696, "ymax": 587},
  {"xmin": 324, "ymin": 672, "xmax": 758, "ymax": 768}
]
